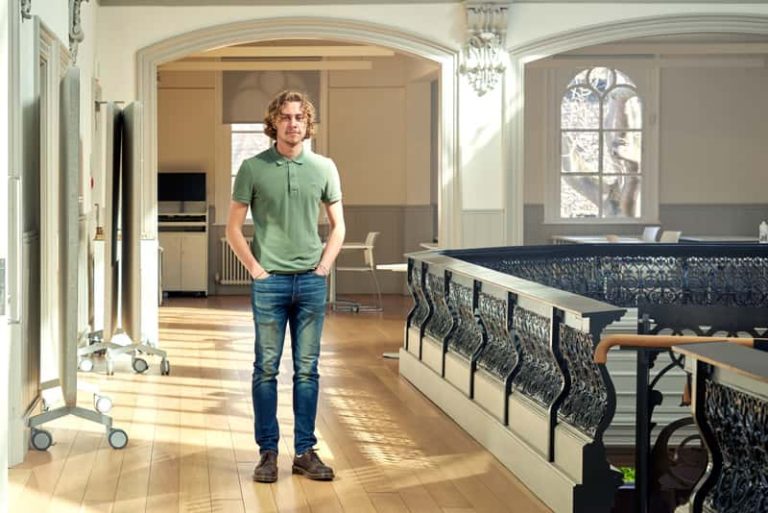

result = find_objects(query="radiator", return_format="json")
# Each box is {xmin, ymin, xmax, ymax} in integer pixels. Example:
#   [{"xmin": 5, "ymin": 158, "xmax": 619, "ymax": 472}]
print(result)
[{"xmin": 218, "ymin": 237, "xmax": 252, "ymax": 285}]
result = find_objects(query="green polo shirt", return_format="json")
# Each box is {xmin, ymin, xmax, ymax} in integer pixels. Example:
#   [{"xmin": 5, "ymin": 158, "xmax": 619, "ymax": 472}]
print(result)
[{"xmin": 232, "ymin": 145, "xmax": 342, "ymax": 272}]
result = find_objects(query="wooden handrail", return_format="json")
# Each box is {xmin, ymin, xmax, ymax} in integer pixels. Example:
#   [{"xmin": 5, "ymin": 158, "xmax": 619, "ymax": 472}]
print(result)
[{"xmin": 594, "ymin": 334, "xmax": 755, "ymax": 364}]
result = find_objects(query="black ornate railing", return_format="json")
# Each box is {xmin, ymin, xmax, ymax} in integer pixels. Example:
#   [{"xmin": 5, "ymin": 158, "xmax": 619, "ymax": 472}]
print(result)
[
  {"xmin": 452, "ymin": 244, "xmax": 768, "ymax": 309},
  {"xmin": 511, "ymin": 305, "xmax": 562, "ymax": 409},
  {"xmin": 675, "ymin": 342, "xmax": 768, "ymax": 513},
  {"xmin": 403, "ymin": 243, "xmax": 768, "ymax": 513},
  {"xmin": 475, "ymin": 292, "xmax": 518, "ymax": 382},
  {"xmin": 445, "ymin": 279, "xmax": 483, "ymax": 360}
]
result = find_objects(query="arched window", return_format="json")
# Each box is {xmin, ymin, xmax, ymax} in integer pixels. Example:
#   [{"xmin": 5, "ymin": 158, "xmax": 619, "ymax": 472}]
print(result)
[{"xmin": 559, "ymin": 67, "xmax": 643, "ymax": 219}]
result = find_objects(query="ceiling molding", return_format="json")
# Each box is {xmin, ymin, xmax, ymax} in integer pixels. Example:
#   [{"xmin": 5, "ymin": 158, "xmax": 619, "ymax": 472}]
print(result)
[
  {"xmin": 158, "ymin": 59, "xmax": 373, "ymax": 70},
  {"xmin": 565, "ymin": 42, "xmax": 768, "ymax": 55},
  {"xmin": 510, "ymin": 14, "xmax": 768, "ymax": 59},
  {"xmin": 193, "ymin": 45, "xmax": 394, "ymax": 58},
  {"xmin": 98, "ymin": 0, "xmax": 766, "ymax": 4},
  {"xmin": 100, "ymin": 0, "xmax": 457, "ymax": 5}
]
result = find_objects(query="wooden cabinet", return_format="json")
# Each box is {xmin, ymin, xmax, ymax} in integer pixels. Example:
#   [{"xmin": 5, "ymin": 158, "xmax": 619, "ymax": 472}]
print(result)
[{"xmin": 158, "ymin": 213, "xmax": 208, "ymax": 295}]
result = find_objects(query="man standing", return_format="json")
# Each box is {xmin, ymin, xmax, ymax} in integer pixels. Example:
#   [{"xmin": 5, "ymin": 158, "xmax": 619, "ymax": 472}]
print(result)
[{"xmin": 226, "ymin": 90, "xmax": 345, "ymax": 483}]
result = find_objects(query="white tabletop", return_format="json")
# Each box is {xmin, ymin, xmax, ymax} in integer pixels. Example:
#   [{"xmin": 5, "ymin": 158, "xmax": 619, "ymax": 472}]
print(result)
[
  {"xmin": 551, "ymin": 235, "xmax": 644, "ymax": 244},
  {"xmin": 377, "ymin": 263, "xmax": 408, "ymax": 272},
  {"xmin": 679, "ymin": 235, "xmax": 758, "ymax": 243}
]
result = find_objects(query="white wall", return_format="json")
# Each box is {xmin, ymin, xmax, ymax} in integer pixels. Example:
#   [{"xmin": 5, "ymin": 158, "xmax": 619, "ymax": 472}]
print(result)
[
  {"xmin": 95, "ymin": 4, "xmax": 462, "ymax": 104},
  {"xmin": 659, "ymin": 65, "xmax": 768, "ymax": 204}
]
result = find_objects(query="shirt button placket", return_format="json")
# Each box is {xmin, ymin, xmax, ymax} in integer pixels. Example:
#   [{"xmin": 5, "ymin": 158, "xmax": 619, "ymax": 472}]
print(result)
[{"xmin": 288, "ymin": 162, "xmax": 298, "ymax": 194}]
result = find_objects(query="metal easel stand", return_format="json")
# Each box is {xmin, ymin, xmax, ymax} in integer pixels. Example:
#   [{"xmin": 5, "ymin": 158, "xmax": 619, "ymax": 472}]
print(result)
[
  {"xmin": 28, "ymin": 401, "xmax": 127, "ymax": 451},
  {"xmin": 84, "ymin": 333, "xmax": 169, "ymax": 376},
  {"xmin": 28, "ymin": 337, "xmax": 128, "ymax": 451},
  {"xmin": 77, "ymin": 330, "xmax": 169, "ymax": 375}
]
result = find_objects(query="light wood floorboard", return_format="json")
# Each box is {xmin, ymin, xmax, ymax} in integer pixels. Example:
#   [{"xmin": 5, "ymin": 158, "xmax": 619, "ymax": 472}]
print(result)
[{"xmin": 9, "ymin": 295, "xmax": 551, "ymax": 513}]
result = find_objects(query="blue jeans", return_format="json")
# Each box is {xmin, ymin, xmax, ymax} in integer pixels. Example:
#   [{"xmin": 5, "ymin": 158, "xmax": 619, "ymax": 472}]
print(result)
[{"xmin": 250, "ymin": 272, "xmax": 327, "ymax": 455}]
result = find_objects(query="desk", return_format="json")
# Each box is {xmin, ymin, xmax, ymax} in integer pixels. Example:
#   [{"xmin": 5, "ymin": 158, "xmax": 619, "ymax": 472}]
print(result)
[
  {"xmin": 552, "ymin": 235, "xmax": 644, "ymax": 244},
  {"xmin": 679, "ymin": 235, "xmax": 758, "ymax": 243}
]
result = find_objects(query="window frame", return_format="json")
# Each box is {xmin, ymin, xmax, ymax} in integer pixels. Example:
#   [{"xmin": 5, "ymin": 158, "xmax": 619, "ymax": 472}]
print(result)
[
  {"xmin": 228, "ymin": 122, "xmax": 315, "ymax": 222},
  {"xmin": 543, "ymin": 61, "xmax": 659, "ymax": 225}
]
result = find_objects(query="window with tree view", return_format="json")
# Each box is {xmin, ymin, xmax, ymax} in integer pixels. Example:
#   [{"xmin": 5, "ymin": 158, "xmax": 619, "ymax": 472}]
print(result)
[{"xmin": 560, "ymin": 67, "xmax": 643, "ymax": 219}]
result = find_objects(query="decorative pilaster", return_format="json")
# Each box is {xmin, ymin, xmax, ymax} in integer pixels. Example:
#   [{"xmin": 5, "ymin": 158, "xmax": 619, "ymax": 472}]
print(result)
[
  {"xmin": 21, "ymin": 0, "xmax": 32, "ymax": 20},
  {"xmin": 460, "ymin": 2, "xmax": 508, "ymax": 96},
  {"xmin": 69, "ymin": 0, "xmax": 89, "ymax": 63}
]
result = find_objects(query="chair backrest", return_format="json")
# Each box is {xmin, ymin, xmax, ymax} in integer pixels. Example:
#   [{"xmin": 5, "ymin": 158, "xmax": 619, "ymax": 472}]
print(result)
[
  {"xmin": 363, "ymin": 232, "xmax": 380, "ymax": 268},
  {"xmin": 659, "ymin": 230, "xmax": 681, "ymax": 243},
  {"xmin": 642, "ymin": 226, "xmax": 661, "ymax": 242}
]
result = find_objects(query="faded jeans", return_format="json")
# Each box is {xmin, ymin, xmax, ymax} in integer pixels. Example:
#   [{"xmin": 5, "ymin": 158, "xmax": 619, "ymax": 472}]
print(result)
[{"xmin": 250, "ymin": 272, "xmax": 327, "ymax": 455}]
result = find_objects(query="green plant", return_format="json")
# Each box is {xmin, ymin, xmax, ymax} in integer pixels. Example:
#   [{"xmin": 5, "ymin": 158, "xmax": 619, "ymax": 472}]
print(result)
[{"xmin": 619, "ymin": 466, "xmax": 635, "ymax": 484}]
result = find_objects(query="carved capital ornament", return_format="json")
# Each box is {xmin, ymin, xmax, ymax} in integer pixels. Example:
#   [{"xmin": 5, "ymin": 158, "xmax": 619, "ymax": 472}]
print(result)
[
  {"xmin": 461, "ymin": 2, "xmax": 508, "ymax": 96},
  {"xmin": 21, "ymin": 0, "xmax": 32, "ymax": 20},
  {"xmin": 69, "ymin": 0, "xmax": 89, "ymax": 63}
]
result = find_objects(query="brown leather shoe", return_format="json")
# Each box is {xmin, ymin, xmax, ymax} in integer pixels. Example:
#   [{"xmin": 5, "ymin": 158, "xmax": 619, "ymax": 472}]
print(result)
[
  {"xmin": 292, "ymin": 449, "xmax": 335, "ymax": 481},
  {"xmin": 252, "ymin": 450, "xmax": 278, "ymax": 483}
]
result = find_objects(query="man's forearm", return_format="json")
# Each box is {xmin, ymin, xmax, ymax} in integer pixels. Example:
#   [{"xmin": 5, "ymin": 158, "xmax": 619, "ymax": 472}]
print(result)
[
  {"xmin": 226, "ymin": 227, "xmax": 265, "ymax": 278},
  {"xmin": 319, "ymin": 224, "xmax": 345, "ymax": 271}
]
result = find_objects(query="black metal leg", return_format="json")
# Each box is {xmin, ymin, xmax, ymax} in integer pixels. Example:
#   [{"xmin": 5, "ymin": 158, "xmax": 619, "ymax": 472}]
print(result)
[{"xmin": 635, "ymin": 349, "xmax": 651, "ymax": 513}]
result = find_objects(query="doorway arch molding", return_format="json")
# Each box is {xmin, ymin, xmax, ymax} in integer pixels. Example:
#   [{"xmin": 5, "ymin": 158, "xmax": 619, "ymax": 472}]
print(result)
[
  {"xmin": 136, "ymin": 16, "xmax": 460, "ymax": 246},
  {"xmin": 504, "ymin": 13, "xmax": 768, "ymax": 245}
]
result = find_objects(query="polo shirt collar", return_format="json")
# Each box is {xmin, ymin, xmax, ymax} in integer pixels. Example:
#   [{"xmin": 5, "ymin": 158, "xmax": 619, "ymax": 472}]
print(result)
[{"xmin": 271, "ymin": 144, "xmax": 307, "ymax": 166}]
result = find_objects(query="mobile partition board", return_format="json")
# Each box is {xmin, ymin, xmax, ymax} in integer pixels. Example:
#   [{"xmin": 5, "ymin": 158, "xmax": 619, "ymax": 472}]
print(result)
[
  {"xmin": 77, "ymin": 102, "xmax": 126, "ymax": 374},
  {"xmin": 119, "ymin": 102, "xmax": 169, "ymax": 375},
  {"xmin": 27, "ymin": 68, "xmax": 128, "ymax": 451},
  {"xmin": 78, "ymin": 102, "xmax": 170, "ymax": 376}
]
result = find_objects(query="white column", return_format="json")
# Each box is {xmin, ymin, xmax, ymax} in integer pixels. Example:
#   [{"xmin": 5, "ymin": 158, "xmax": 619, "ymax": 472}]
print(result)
[
  {"xmin": 458, "ymin": 74, "xmax": 506, "ymax": 248},
  {"xmin": 1, "ymin": 0, "xmax": 21, "ymax": 509}
]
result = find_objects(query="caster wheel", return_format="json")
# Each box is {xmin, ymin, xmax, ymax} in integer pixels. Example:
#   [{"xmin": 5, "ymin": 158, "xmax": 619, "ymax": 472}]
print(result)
[
  {"xmin": 94, "ymin": 394, "xmax": 113, "ymax": 414},
  {"xmin": 107, "ymin": 428, "xmax": 128, "ymax": 449},
  {"xmin": 78, "ymin": 358, "xmax": 94, "ymax": 372},
  {"xmin": 160, "ymin": 359, "xmax": 171, "ymax": 376},
  {"xmin": 106, "ymin": 359, "xmax": 115, "ymax": 376},
  {"xmin": 30, "ymin": 428, "xmax": 53, "ymax": 451},
  {"xmin": 132, "ymin": 357, "xmax": 149, "ymax": 374}
]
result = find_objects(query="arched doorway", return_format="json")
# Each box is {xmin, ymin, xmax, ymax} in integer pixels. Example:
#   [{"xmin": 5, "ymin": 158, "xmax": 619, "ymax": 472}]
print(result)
[{"xmin": 137, "ymin": 17, "xmax": 459, "ymax": 246}]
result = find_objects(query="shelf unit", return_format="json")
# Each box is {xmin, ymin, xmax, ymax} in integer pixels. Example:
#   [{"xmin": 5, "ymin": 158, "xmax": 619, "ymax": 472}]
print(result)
[{"xmin": 158, "ymin": 212, "xmax": 208, "ymax": 295}]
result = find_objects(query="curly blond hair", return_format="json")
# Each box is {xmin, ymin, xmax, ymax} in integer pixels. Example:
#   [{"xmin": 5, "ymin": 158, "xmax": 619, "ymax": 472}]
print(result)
[{"xmin": 263, "ymin": 90, "xmax": 316, "ymax": 140}]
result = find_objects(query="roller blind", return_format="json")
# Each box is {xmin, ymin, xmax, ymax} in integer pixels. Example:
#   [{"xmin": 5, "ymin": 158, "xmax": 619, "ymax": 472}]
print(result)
[{"xmin": 222, "ymin": 70, "xmax": 320, "ymax": 124}]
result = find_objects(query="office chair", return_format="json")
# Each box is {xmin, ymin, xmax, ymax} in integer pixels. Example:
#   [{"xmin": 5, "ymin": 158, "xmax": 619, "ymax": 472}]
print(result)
[
  {"xmin": 642, "ymin": 226, "xmax": 662, "ymax": 242},
  {"xmin": 334, "ymin": 231, "xmax": 383, "ymax": 312}
]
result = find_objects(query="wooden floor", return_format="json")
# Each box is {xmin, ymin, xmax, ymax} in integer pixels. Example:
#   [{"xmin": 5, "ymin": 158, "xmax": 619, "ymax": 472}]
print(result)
[{"xmin": 9, "ymin": 295, "xmax": 551, "ymax": 513}]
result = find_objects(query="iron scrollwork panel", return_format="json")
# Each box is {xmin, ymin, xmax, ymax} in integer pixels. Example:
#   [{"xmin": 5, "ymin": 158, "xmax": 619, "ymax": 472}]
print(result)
[
  {"xmin": 475, "ymin": 292, "xmax": 518, "ymax": 381},
  {"xmin": 687, "ymin": 256, "xmax": 768, "ymax": 307},
  {"xmin": 407, "ymin": 261, "xmax": 430, "ymax": 330},
  {"xmin": 424, "ymin": 272, "xmax": 453, "ymax": 341},
  {"xmin": 558, "ymin": 324, "xmax": 609, "ymax": 438},
  {"xmin": 701, "ymin": 379, "xmax": 768, "ymax": 513},
  {"xmin": 446, "ymin": 281, "xmax": 483, "ymax": 359},
  {"xmin": 511, "ymin": 306, "xmax": 563, "ymax": 408}
]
